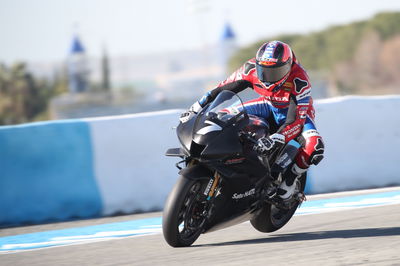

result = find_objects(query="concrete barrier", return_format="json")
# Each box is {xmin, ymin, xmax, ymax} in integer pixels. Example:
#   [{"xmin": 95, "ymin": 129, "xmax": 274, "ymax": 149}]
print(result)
[
  {"xmin": 0, "ymin": 110, "xmax": 181, "ymax": 226},
  {"xmin": 86, "ymin": 111, "xmax": 181, "ymax": 216},
  {"xmin": 0, "ymin": 120, "xmax": 102, "ymax": 226},
  {"xmin": 309, "ymin": 95, "xmax": 400, "ymax": 193},
  {"xmin": 0, "ymin": 95, "xmax": 399, "ymax": 226}
]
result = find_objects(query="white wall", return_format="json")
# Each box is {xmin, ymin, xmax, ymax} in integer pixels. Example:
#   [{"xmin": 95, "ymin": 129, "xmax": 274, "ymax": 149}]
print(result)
[
  {"xmin": 86, "ymin": 110, "xmax": 182, "ymax": 215},
  {"xmin": 310, "ymin": 95, "xmax": 400, "ymax": 193},
  {"xmin": 2, "ymin": 95, "xmax": 400, "ymax": 226},
  {"xmin": 88, "ymin": 95, "xmax": 400, "ymax": 214}
]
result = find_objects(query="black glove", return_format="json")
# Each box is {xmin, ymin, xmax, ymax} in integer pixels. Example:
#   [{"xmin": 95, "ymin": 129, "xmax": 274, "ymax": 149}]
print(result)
[{"xmin": 255, "ymin": 133, "xmax": 285, "ymax": 157}]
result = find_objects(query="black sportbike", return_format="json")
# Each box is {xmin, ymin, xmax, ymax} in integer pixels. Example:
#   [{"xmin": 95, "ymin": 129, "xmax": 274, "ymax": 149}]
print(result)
[{"xmin": 163, "ymin": 91, "xmax": 306, "ymax": 247}]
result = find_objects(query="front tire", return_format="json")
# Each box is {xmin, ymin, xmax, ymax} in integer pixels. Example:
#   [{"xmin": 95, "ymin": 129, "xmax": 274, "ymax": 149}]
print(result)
[
  {"xmin": 250, "ymin": 173, "xmax": 306, "ymax": 233},
  {"xmin": 162, "ymin": 176, "xmax": 208, "ymax": 247}
]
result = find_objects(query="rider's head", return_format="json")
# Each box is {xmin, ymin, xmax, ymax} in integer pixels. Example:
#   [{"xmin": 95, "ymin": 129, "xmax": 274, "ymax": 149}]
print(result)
[{"xmin": 255, "ymin": 41, "xmax": 293, "ymax": 91}]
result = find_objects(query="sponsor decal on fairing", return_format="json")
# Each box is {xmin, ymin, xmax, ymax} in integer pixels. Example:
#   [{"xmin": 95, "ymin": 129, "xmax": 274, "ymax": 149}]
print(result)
[
  {"xmin": 196, "ymin": 120, "xmax": 222, "ymax": 135},
  {"xmin": 232, "ymin": 188, "xmax": 256, "ymax": 200}
]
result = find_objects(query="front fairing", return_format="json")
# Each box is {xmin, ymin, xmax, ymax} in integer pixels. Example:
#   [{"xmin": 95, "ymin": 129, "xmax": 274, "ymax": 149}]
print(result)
[
  {"xmin": 176, "ymin": 112, "xmax": 197, "ymax": 155},
  {"xmin": 177, "ymin": 91, "xmax": 249, "ymax": 160}
]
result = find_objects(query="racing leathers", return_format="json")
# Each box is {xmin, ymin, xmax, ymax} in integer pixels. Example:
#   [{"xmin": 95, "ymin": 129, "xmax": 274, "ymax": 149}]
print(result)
[{"xmin": 193, "ymin": 57, "xmax": 325, "ymax": 175}]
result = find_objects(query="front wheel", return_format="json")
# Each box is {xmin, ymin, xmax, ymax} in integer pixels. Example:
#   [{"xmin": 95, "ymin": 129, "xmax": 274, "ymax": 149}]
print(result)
[
  {"xmin": 250, "ymin": 173, "xmax": 306, "ymax": 233},
  {"xmin": 162, "ymin": 176, "xmax": 208, "ymax": 247}
]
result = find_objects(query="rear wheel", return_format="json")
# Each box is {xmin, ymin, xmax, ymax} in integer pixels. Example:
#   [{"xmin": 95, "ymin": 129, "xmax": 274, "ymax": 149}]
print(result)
[
  {"xmin": 250, "ymin": 173, "xmax": 306, "ymax": 233},
  {"xmin": 162, "ymin": 176, "xmax": 208, "ymax": 247}
]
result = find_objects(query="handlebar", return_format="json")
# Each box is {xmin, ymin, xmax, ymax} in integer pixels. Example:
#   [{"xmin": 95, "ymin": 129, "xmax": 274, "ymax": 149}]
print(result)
[{"xmin": 239, "ymin": 131, "xmax": 258, "ymax": 145}]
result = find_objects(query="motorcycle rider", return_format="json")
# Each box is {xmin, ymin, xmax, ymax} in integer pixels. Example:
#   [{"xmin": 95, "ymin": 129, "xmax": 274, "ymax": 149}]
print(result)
[{"xmin": 180, "ymin": 40, "xmax": 324, "ymax": 200}]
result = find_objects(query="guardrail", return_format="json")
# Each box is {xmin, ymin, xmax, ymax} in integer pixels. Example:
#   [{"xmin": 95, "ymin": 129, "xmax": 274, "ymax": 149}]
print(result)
[{"xmin": 1, "ymin": 95, "xmax": 399, "ymax": 226}]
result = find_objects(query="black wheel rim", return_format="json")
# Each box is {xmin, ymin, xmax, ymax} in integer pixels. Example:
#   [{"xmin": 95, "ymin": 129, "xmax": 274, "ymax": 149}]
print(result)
[{"xmin": 177, "ymin": 181, "xmax": 207, "ymax": 242}]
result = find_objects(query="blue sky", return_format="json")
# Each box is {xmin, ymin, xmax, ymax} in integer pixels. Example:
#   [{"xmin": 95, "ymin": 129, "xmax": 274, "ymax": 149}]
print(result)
[{"xmin": 1, "ymin": 0, "xmax": 400, "ymax": 63}]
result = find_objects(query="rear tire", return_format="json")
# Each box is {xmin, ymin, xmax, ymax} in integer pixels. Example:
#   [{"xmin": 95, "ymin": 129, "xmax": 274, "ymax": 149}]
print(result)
[
  {"xmin": 250, "ymin": 173, "xmax": 306, "ymax": 233},
  {"xmin": 162, "ymin": 176, "xmax": 208, "ymax": 247}
]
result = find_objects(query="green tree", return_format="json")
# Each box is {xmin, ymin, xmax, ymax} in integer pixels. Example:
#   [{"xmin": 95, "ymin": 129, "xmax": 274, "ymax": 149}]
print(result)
[
  {"xmin": 228, "ymin": 12, "xmax": 400, "ymax": 95},
  {"xmin": 0, "ymin": 62, "xmax": 62, "ymax": 125},
  {"xmin": 229, "ymin": 12, "xmax": 400, "ymax": 72}
]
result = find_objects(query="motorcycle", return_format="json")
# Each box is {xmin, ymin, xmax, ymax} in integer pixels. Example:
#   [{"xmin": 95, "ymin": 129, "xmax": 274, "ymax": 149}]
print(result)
[{"xmin": 163, "ymin": 91, "xmax": 306, "ymax": 247}]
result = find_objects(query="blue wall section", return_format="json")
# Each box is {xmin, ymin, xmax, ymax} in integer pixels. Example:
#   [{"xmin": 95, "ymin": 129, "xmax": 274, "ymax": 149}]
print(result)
[{"xmin": 0, "ymin": 120, "xmax": 102, "ymax": 227}]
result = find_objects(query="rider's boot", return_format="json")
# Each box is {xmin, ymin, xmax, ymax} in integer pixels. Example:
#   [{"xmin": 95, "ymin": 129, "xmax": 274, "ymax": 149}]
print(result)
[{"xmin": 278, "ymin": 163, "xmax": 307, "ymax": 200}]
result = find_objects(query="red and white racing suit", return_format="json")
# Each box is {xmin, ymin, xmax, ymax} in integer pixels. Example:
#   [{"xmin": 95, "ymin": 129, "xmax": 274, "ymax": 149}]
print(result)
[{"xmin": 199, "ymin": 57, "xmax": 324, "ymax": 169}]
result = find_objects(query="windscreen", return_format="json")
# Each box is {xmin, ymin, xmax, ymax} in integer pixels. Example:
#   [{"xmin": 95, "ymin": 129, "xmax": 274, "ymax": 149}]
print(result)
[
  {"xmin": 204, "ymin": 91, "xmax": 245, "ymax": 122},
  {"xmin": 192, "ymin": 90, "xmax": 248, "ymax": 148}
]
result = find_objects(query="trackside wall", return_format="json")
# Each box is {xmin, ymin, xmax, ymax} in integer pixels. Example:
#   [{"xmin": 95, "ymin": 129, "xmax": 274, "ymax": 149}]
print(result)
[
  {"xmin": 0, "ymin": 96, "xmax": 399, "ymax": 226},
  {"xmin": 309, "ymin": 95, "xmax": 400, "ymax": 193}
]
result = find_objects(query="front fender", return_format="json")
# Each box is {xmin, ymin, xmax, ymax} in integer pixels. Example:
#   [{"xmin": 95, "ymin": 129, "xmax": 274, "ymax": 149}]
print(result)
[{"xmin": 178, "ymin": 164, "xmax": 213, "ymax": 180}]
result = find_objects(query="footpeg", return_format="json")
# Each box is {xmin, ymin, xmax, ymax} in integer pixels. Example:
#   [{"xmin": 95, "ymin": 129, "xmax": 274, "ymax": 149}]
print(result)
[{"xmin": 266, "ymin": 186, "xmax": 277, "ymax": 199}]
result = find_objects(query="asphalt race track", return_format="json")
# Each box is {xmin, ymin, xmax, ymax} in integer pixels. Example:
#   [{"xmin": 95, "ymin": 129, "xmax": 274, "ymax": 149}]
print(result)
[{"xmin": 1, "ymin": 187, "xmax": 400, "ymax": 266}]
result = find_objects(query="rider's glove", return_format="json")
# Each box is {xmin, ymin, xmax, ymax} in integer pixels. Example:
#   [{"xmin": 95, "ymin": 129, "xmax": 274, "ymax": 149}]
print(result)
[
  {"xmin": 255, "ymin": 133, "xmax": 285, "ymax": 157},
  {"xmin": 198, "ymin": 91, "xmax": 212, "ymax": 107},
  {"xmin": 180, "ymin": 91, "xmax": 212, "ymax": 123},
  {"xmin": 179, "ymin": 101, "xmax": 202, "ymax": 123}
]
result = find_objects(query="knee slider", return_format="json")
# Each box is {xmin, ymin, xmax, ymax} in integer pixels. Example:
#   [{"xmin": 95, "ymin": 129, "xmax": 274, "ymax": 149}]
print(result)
[
  {"xmin": 310, "ymin": 154, "xmax": 324, "ymax": 165},
  {"xmin": 310, "ymin": 137, "xmax": 324, "ymax": 165}
]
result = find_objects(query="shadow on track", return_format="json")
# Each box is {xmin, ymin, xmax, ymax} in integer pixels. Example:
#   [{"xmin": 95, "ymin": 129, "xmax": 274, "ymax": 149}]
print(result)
[{"xmin": 194, "ymin": 227, "xmax": 400, "ymax": 247}]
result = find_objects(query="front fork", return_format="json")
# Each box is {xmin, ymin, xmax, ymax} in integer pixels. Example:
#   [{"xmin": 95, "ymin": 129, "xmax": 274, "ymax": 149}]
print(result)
[
  {"xmin": 203, "ymin": 171, "xmax": 221, "ymax": 201},
  {"xmin": 200, "ymin": 171, "xmax": 221, "ymax": 222}
]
